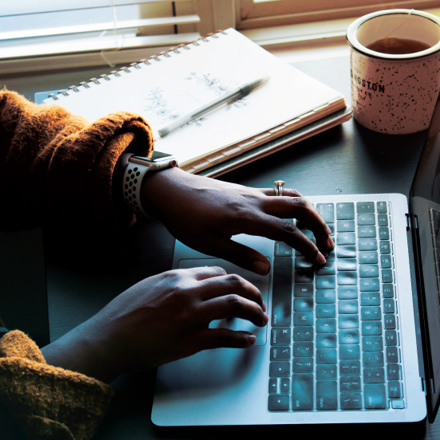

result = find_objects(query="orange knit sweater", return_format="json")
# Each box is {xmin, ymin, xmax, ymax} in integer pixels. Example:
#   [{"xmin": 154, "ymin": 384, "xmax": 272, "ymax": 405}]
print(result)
[{"xmin": 0, "ymin": 90, "xmax": 155, "ymax": 439}]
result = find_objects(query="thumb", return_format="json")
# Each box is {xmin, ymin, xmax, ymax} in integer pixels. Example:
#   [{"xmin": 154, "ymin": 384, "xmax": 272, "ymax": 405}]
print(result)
[{"xmin": 207, "ymin": 235, "xmax": 271, "ymax": 275}]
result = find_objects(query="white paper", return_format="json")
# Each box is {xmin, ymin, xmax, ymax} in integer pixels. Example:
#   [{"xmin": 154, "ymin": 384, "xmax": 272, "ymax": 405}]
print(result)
[{"xmin": 46, "ymin": 29, "xmax": 345, "ymax": 170}]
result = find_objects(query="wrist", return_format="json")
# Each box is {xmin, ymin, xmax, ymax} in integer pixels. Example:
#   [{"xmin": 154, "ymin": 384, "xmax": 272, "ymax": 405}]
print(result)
[
  {"xmin": 41, "ymin": 321, "xmax": 120, "ymax": 384},
  {"xmin": 122, "ymin": 153, "xmax": 179, "ymax": 217},
  {"xmin": 139, "ymin": 165, "xmax": 186, "ymax": 216}
]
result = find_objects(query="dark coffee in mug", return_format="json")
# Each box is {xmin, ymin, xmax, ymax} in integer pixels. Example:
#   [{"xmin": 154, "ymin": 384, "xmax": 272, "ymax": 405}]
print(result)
[{"xmin": 366, "ymin": 37, "xmax": 431, "ymax": 54}]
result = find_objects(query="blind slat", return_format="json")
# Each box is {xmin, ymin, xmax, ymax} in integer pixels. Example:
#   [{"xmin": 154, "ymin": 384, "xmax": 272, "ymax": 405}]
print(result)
[
  {"xmin": 0, "ymin": 15, "xmax": 200, "ymax": 41},
  {"xmin": 1, "ymin": 33, "xmax": 200, "ymax": 61},
  {"xmin": 1, "ymin": 0, "xmax": 190, "ymax": 17}
]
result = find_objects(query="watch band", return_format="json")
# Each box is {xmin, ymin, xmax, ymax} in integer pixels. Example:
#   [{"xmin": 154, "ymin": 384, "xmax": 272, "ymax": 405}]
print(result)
[
  {"xmin": 123, "ymin": 160, "xmax": 151, "ymax": 216},
  {"xmin": 122, "ymin": 154, "xmax": 178, "ymax": 216}
]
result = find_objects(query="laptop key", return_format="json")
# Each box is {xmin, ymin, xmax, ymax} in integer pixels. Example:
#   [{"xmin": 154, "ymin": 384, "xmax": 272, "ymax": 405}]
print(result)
[
  {"xmin": 293, "ymin": 358, "xmax": 314, "ymax": 373},
  {"xmin": 336, "ymin": 202, "xmax": 355, "ymax": 220},
  {"xmin": 359, "ymin": 238, "xmax": 378, "ymax": 251},
  {"xmin": 337, "ymin": 220, "xmax": 355, "ymax": 232},
  {"xmin": 364, "ymin": 384, "xmax": 387, "ymax": 409},
  {"xmin": 292, "ymin": 374, "xmax": 314, "ymax": 410},
  {"xmin": 340, "ymin": 376, "xmax": 361, "ymax": 392},
  {"xmin": 358, "ymin": 226, "xmax": 376, "ymax": 238},
  {"xmin": 269, "ymin": 361, "xmax": 290, "ymax": 377},
  {"xmin": 336, "ymin": 245, "xmax": 357, "ymax": 258},
  {"xmin": 316, "ymin": 380, "xmax": 338, "ymax": 410},
  {"xmin": 358, "ymin": 213, "xmax": 376, "ymax": 225},
  {"xmin": 272, "ymin": 256, "xmax": 292, "ymax": 327},
  {"xmin": 359, "ymin": 251, "xmax": 379, "ymax": 264},
  {"xmin": 357, "ymin": 202, "xmax": 375, "ymax": 213},
  {"xmin": 268, "ymin": 394, "xmax": 290, "ymax": 411},
  {"xmin": 341, "ymin": 392, "xmax": 363, "ymax": 410},
  {"xmin": 316, "ymin": 203, "xmax": 335, "ymax": 223},
  {"xmin": 377, "ymin": 201, "xmax": 388, "ymax": 213},
  {"xmin": 337, "ymin": 232, "xmax": 356, "ymax": 245}
]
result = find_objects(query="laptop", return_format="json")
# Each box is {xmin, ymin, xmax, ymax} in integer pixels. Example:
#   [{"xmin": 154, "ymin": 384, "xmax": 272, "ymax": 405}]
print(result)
[{"xmin": 151, "ymin": 95, "xmax": 440, "ymax": 426}]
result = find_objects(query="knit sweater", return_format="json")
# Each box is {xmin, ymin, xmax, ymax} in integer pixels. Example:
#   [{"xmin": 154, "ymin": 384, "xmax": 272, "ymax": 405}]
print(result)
[{"xmin": 0, "ymin": 90, "xmax": 155, "ymax": 439}]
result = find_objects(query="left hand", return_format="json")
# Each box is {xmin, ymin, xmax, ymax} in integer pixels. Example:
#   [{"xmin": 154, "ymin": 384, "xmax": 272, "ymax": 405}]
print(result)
[
  {"xmin": 140, "ymin": 167, "xmax": 334, "ymax": 275},
  {"xmin": 42, "ymin": 266, "xmax": 268, "ymax": 382}
]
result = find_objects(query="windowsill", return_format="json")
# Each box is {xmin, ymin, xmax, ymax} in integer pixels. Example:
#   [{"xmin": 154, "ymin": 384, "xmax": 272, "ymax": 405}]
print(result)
[{"xmin": 271, "ymin": 40, "xmax": 349, "ymax": 64}]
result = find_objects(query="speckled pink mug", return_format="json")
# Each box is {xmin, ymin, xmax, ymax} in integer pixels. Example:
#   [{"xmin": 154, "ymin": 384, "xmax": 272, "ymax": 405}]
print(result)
[{"xmin": 347, "ymin": 9, "xmax": 440, "ymax": 134}]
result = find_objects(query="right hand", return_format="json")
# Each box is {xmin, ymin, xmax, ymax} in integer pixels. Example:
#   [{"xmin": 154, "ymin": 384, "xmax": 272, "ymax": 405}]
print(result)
[
  {"xmin": 139, "ymin": 167, "xmax": 333, "ymax": 275},
  {"xmin": 42, "ymin": 266, "xmax": 268, "ymax": 383}
]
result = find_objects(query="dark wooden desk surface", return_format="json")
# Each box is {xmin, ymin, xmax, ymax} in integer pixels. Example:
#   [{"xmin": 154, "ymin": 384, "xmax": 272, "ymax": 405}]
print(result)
[{"xmin": 2, "ymin": 51, "xmax": 440, "ymax": 439}]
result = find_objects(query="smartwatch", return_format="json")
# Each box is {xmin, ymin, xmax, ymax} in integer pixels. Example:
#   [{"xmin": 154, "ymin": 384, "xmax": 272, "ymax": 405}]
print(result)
[{"xmin": 123, "ymin": 151, "xmax": 178, "ymax": 216}]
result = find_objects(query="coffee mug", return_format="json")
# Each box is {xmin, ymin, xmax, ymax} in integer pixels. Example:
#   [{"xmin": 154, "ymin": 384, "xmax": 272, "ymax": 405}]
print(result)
[{"xmin": 347, "ymin": 9, "xmax": 440, "ymax": 134}]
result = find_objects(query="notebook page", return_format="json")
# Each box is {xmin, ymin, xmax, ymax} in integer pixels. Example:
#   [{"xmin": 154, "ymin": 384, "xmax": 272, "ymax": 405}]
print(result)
[{"xmin": 46, "ymin": 29, "xmax": 345, "ymax": 170}]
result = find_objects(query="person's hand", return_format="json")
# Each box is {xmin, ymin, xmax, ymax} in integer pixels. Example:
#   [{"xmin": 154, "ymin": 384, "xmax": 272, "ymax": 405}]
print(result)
[
  {"xmin": 41, "ymin": 266, "xmax": 268, "ymax": 383},
  {"xmin": 141, "ymin": 167, "xmax": 334, "ymax": 275}
]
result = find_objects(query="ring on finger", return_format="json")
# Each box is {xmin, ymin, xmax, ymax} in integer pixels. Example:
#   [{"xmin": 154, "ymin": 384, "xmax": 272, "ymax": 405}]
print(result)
[{"xmin": 274, "ymin": 180, "xmax": 285, "ymax": 196}]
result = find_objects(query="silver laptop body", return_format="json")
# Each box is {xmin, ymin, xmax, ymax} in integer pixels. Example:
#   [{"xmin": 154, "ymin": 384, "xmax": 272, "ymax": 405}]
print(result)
[{"xmin": 152, "ymin": 95, "xmax": 440, "ymax": 427}]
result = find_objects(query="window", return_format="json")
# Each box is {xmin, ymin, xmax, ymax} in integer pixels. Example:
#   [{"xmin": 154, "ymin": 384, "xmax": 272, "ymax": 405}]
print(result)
[
  {"xmin": 237, "ymin": 0, "xmax": 440, "ymax": 29},
  {"xmin": 235, "ymin": 0, "xmax": 440, "ymax": 50},
  {"xmin": 0, "ymin": 1, "xmax": 202, "ymax": 73},
  {"xmin": 2, "ymin": 0, "xmax": 440, "ymax": 74}
]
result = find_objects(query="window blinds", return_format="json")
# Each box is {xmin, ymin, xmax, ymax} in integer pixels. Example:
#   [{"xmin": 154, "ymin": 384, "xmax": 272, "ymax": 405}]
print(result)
[{"xmin": 0, "ymin": 1, "xmax": 201, "ymax": 61}]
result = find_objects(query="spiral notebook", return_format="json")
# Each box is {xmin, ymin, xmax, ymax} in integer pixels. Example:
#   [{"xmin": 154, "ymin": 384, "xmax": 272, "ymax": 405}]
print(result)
[{"xmin": 43, "ymin": 28, "xmax": 348, "ymax": 176}]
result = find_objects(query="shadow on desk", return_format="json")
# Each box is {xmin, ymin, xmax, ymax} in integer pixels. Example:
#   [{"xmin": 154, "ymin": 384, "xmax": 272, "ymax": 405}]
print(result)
[
  {"xmin": 222, "ymin": 119, "xmax": 427, "ymax": 200},
  {"xmin": 354, "ymin": 120, "xmax": 428, "ymax": 169},
  {"xmin": 152, "ymin": 422, "xmax": 427, "ymax": 440}
]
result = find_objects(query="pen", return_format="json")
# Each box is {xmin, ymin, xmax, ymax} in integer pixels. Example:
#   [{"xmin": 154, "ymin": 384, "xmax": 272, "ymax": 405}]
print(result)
[{"xmin": 158, "ymin": 76, "xmax": 270, "ymax": 137}]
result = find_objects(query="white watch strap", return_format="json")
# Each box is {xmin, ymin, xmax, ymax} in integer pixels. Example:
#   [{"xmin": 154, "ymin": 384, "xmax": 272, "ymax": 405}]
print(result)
[{"xmin": 123, "ymin": 161, "xmax": 150, "ymax": 216}]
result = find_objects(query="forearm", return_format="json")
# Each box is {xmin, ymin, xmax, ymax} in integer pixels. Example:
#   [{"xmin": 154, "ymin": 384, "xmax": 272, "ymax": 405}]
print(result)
[{"xmin": 41, "ymin": 320, "xmax": 120, "ymax": 384}]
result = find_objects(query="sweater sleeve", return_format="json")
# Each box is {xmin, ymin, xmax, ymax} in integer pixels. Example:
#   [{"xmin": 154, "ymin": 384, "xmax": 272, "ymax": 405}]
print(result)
[
  {"xmin": 0, "ymin": 90, "xmax": 155, "ymax": 230},
  {"xmin": 0, "ymin": 330, "xmax": 114, "ymax": 440},
  {"xmin": 0, "ymin": 91, "xmax": 155, "ymax": 438}
]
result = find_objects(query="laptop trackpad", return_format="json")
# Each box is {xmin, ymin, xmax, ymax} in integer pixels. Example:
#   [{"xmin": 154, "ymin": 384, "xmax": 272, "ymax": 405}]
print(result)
[{"xmin": 176, "ymin": 258, "xmax": 270, "ymax": 345}]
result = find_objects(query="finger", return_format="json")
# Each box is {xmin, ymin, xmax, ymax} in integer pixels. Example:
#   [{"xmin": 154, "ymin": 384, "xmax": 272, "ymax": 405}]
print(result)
[
  {"xmin": 193, "ymin": 234, "xmax": 271, "ymax": 275},
  {"xmin": 248, "ymin": 197, "xmax": 333, "ymax": 259},
  {"xmin": 259, "ymin": 216, "xmax": 327, "ymax": 264},
  {"xmin": 177, "ymin": 265, "xmax": 227, "ymax": 280},
  {"xmin": 260, "ymin": 187, "xmax": 303, "ymax": 198},
  {"xmin": 259, "ymin": 187, "xmax": 333, "ymax": 250},
  {"xmin": 196, "ymin": 293, "xmax": 268, "ymax": 328},
  {"xmin": 198, "ymin": 328, "xmax": 258, "ymax": 350},
  {"xmin": 198, "ymin": 273, "xmax": 266, "ymax": 310},
  {"xmin": 217, "ymin": 211, "xmax": 326, "ymax": 266},
  {"xmin": 266, "ymin": 196, "xmax": 331, "ymax": 239}
]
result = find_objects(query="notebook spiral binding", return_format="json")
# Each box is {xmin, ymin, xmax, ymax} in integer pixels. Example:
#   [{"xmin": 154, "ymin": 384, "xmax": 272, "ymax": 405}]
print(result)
[{"xmin": 47, "ymin": 31, "xmax": 226, "ymax": 101}]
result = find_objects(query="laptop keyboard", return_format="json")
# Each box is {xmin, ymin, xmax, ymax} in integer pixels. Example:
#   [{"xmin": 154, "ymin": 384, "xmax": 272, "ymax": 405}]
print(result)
[{"xmin": 268, "ymin": 201, "xmax": 404, "ymax": 412}]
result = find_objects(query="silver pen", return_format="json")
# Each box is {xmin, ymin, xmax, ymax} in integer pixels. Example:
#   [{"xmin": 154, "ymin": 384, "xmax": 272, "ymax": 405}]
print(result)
[{"xmin": 158, "ymin": 76, "xmax": 270, "ymax": 137}]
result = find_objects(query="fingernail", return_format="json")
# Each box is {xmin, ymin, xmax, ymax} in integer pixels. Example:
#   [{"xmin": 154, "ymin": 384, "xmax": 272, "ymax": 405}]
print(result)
[
  {"xmin": 248, "ymin": 334, "xmax": 257, "ymax": 346},
  {"xmin": 253, "ymin": 259, "xmax": 270, "ymax": 275},
  {"xmin": 327, "ymin": 235, "xmax": 335, "ymax": 249},
  {"xmin": 316, "ymin": 251, "xmax": 326, "ymax": 265}
]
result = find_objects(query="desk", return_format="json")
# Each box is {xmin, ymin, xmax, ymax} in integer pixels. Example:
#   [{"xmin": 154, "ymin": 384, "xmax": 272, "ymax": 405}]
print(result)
[{"xmin": 1, "ymin": 50, "xmax": 440, "ymax": 439}]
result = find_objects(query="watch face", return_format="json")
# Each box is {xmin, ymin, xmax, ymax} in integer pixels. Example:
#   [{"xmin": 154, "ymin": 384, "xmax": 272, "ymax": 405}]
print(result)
[
  {"xmin": 131, "ymin": 152, "xmax": 178, "ymax": 168},
  {"xmin": 146, "ymin": 151, "xmax": 174, "ymax": 161}
]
